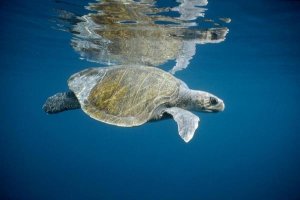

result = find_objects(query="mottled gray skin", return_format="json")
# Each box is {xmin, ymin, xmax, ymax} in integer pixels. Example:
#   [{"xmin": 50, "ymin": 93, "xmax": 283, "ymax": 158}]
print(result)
[
  {"xmin": 150, "ymin": 83, "xmax": 225, "ymax": 119},
  {"xmin": 43, "ymin": 91, "xmax": 80, "ymax": 114},
  {"xmin": 176, "ymin": 85, "xmax": 225, "ymax": 113}
]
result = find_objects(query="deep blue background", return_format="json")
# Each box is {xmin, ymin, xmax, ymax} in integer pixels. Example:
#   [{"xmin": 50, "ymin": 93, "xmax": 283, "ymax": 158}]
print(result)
[{"xmin": 1, "ymin": 0, "xmax": 300, "ymax": 199}]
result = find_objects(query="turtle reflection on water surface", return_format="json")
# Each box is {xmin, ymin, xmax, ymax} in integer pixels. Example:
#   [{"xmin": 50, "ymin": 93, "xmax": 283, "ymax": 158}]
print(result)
[{"xmin": 70, "ymin": 0, "xmax": 229, "ymax": 73}]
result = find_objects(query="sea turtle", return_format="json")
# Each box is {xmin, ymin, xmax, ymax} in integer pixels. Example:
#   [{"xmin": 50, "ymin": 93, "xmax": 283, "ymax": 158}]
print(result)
[{"xmin": 43, "ymin": 65, "xmax": 224, "ymax": 142}]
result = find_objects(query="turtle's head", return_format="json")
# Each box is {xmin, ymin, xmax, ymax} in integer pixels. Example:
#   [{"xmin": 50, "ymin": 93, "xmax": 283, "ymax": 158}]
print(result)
[{"xmin": 191, "ymin": 90, "xmax": 225, "ymax": 112}]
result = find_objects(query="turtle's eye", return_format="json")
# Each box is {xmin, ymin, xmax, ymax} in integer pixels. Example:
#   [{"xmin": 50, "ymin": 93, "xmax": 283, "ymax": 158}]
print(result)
[{"xmin": 209, "ymin": 97, "xmax": 218, "ymax": 105}]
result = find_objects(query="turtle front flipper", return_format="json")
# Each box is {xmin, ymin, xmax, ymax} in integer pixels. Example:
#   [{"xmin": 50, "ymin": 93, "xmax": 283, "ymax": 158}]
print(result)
[
  {"xmin": 43, "ymin": 91, "xmax": 81, "ymax": 114},
  {"xmin": 164, "ymin": 107, "xmax": 200, "ymax": 143}
]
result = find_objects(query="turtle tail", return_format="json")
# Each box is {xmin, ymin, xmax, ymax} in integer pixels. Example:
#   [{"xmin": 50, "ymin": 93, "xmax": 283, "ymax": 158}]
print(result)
[{"xmin": 43, "ymin": 91, "xmax": 81, "ymax": 114}]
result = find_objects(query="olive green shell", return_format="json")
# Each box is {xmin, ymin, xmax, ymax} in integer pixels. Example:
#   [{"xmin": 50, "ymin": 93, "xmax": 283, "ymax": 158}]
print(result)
[{"xmin": 68, "ymin": 65, "xmax": 180, "ymax": 126}]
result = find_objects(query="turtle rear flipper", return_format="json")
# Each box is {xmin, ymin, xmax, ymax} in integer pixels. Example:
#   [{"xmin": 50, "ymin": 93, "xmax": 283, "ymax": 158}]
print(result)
[{"xmin": 43, "ymin": 91, "xmax": 81, "ymax": 114}]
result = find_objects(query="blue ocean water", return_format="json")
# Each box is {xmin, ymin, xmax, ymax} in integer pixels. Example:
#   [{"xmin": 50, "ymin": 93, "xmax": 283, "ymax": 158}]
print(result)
[{"xmin": 1, "ymin": 0, "xmax": 300, "ymax": 199}]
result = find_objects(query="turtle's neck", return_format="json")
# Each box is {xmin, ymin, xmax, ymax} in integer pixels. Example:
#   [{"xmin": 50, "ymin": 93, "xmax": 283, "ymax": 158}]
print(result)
[
  {"xmin": 176, "ymin": 88, "xmax": 207, "ymax": 111},
  {"xmin": 175, "ymin": 86, "xmax": 193, "ymax": 110}
]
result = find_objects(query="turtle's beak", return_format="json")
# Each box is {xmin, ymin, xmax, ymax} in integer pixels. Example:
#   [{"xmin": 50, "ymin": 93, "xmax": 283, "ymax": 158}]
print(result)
[
  {"xmin": 216, "ymin": 99, "xmax": 225, "ymax": 112},
  {"xmin": 208, "ymin": 98, "xmax": 225, "ymax": 112}
]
